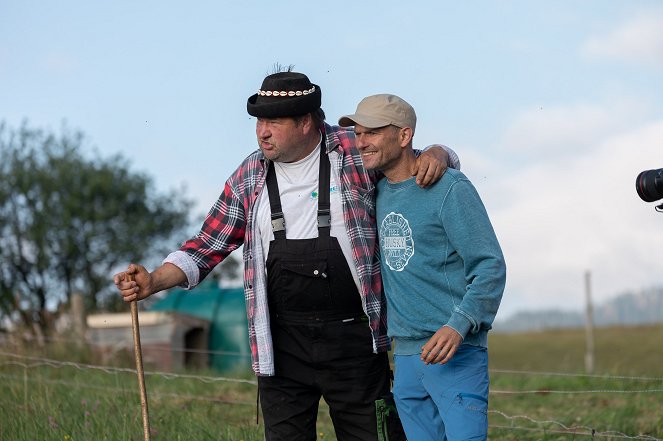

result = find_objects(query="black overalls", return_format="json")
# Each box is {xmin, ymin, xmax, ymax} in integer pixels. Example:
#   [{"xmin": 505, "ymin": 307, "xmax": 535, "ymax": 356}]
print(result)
[{"xmin": 257, "ymin": 143, "xmax": 390, "ymax": 441}]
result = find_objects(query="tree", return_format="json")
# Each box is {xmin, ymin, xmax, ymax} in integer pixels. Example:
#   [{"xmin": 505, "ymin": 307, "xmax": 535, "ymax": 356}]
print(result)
[{"xmin": 0, "ymin": 121, "xmax": 193, "ymax": 336}]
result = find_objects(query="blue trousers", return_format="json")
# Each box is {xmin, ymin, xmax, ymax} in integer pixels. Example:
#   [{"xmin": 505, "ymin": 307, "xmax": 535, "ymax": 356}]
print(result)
[{"xmin": 393, "ymin": 345, "xmax": 489, "ymax": 441}]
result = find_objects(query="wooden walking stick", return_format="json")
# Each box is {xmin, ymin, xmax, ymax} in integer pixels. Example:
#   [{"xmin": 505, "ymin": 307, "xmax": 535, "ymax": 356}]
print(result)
[{"xmin": 128, "ymin": 272, "xmax": 151, "ymax": 441}]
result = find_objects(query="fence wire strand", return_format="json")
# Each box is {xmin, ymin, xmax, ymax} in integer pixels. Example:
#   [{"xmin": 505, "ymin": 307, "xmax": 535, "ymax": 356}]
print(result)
[{"xmin": 1, "ymin": 349, "xmax": 661, "ymax": 440}]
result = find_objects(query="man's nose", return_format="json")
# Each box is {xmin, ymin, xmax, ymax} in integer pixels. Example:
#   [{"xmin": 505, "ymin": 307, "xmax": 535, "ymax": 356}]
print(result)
[
  {"xmin": 256, "ymin": 122, "xmax": 270, "ymax": 139},
  {"xmin": 355, "ymin": 134, "xmax": 367, "ymax": 148}
]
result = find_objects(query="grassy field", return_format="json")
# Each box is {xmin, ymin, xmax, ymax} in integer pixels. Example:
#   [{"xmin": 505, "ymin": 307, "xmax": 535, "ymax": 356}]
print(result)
[
  {"xmin": 1, "ymin": 324, "xmax": 662, "ymax": 440},
  {"xmin": 487, "ymin": 325, "xmax": 663, "ymax": 440}
]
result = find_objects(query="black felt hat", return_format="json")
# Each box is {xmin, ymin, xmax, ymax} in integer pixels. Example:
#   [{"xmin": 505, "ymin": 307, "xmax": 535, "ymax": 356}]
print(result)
[{"xmin": 247, "ymin": 72, "xmax": 321, "ymax": 118}]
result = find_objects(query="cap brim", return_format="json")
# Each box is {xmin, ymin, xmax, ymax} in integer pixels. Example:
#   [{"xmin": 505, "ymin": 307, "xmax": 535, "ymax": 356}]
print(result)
[{"xmin": 338, "ymin": 113, "xmax": 392, "ymax": 128}]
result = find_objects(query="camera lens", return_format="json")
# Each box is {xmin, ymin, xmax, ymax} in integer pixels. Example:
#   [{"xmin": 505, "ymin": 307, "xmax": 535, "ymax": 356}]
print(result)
[{"xmin": 636, "ymin": 168, "xmax": 663, "ymax": 202}]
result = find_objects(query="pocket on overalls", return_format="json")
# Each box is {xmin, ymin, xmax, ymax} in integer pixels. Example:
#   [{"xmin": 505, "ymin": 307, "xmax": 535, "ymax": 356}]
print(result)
[
  {"xmin": 281, "ymin": 260, "xmax": 328, "ymax": 279},
  {"xmin": 278, "ymin": 260, "xmax": 330, "ymax": 310}
]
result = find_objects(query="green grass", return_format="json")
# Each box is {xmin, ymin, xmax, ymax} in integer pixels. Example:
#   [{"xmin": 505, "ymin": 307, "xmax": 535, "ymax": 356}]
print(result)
[
  {"xmin": 487, "ymin": 324, "xmax": 663, "ymax": 440},
  {"xmin": 1, "ymin": 324, "xmax": 662, "ymax": 440}
]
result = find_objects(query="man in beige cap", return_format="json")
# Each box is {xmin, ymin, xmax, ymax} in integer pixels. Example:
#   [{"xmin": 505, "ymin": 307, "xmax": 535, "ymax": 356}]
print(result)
[{"xmin": 339, "ymin": 94, "xmax": 506, "ymax": 441}]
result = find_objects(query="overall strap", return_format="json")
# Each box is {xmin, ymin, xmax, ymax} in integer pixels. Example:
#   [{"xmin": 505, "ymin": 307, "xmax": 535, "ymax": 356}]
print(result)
[
  {"xmin": 317, "ymin": 141, "xmax": 331, "ymax": 237},
  {"xmin": 266, "ymin": 160, "xmax": 286, "ymax": 240},
  {"xmin": 265, "ymin": 139, "xmax": 332, "ymax": 239}
]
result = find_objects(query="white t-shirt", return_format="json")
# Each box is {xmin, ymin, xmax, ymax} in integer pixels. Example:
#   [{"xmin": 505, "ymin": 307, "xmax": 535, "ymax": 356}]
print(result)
[{"xmin": 255, "ymin": 142, "xmax": 360, "ymax": 292}]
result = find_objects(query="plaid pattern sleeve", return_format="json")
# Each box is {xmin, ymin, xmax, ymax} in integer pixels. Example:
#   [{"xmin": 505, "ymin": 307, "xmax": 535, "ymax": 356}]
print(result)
[
  {"xmin": 162, "ymin": 250, "xmax": 200, "ymax": 288},
  {"xmin": 176, "ymin": 151, "xmax": 274, "ymax": 375},
  {"xmin": 179, "ymin": 181, "xmax": 248, "ymax": 282}
]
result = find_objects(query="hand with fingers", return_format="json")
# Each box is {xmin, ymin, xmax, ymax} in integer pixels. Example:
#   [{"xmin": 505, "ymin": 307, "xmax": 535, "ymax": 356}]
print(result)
[
  {"xmin": 420, "ymin": 326, "xmax": 463, "ymax": 365},
  {"xmin": 412, "ymin": 145, "xmax": 449, "ymax": 187},
  {"xmin": 113, "ymin": 263, "xmax": 153, "ymax": 303}
]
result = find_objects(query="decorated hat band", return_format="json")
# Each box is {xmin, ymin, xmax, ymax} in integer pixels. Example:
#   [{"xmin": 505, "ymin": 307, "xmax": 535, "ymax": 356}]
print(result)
[
  {"xmin": 257, "ymin": 86, "xmax": 316, "ymax": 97},
  {"xmin": 247, "ymin": 72, "xmax": 321, "ymax": 118}
]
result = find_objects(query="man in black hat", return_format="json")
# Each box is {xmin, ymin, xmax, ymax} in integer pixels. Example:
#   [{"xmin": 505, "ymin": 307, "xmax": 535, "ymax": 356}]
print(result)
[{"xmin": 113, "ymin": 71, "xmax": 459, "ymax": 440}]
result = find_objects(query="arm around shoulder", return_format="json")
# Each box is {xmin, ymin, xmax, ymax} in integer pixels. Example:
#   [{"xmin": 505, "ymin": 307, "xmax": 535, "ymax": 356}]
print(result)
[
  {"xmin": 424, "ymin": 144, "xmax": 460, "ymax": 170},
  {"xmin": 412, "ymin": 144, "xmax": 459, "ymax": 187}
]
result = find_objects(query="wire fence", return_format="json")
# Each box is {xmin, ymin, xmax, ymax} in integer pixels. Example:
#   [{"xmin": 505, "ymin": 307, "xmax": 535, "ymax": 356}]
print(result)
[{"xmin": 1, "ymin": 349, "xmax": 661, "ymax": 440}]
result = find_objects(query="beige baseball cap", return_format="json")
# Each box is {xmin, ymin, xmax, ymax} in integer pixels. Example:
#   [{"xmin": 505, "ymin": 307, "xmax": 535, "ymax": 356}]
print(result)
[{"xmin": 338, "ymin": 94, "xmax": 416, "ymax": 132}]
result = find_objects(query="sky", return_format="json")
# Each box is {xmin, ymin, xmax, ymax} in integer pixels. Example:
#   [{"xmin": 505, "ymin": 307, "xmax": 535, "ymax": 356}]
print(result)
[{"xmin": 2, "ymin": 1, "xmax": 662, "ymax": 320}]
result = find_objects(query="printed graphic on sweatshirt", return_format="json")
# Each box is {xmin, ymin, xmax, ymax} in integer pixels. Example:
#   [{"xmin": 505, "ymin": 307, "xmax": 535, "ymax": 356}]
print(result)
[{"xmin": 380, "ymin": 212, "xmax": 415, "ymax": 271}]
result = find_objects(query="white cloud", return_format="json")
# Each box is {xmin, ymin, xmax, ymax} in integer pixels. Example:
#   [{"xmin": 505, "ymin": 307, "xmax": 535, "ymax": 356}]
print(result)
[
  {"xmin": 500, "ymin": 100, "xmax": 649, "ymax": 158},
  {"xmin": 581, "ymin": 7, "xmax": 663, "ymax": 68},
  {"xmin": 466, "ymin": 105, "xmax": 663, "ymax": 318}
]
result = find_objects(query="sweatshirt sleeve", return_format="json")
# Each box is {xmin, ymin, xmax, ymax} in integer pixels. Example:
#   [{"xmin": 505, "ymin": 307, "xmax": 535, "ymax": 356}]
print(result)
[{"xmin": 440, "ymin": 177, "xmax": 506, "ymax": 339}]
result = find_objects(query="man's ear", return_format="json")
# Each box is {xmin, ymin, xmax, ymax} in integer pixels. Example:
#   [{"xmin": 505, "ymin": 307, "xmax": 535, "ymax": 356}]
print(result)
[
  {"xmin": 304, "ymin": 113, "xmax": 317, "ymax": 131},
  {"xmin": 399, "ymin": 127, "xmax": 414, "ymax": 147}
]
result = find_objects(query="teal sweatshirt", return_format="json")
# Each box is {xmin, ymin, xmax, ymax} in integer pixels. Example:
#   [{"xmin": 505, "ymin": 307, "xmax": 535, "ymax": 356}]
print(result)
[{"xmin": 377, "ymin": 168, "xmax": 506, "ymax": 354}]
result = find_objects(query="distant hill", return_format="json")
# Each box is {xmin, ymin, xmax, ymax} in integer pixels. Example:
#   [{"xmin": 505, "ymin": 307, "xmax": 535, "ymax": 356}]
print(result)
[{"xmin": 493, "ymin": 286, "xmax": 663, "ymax": 333}]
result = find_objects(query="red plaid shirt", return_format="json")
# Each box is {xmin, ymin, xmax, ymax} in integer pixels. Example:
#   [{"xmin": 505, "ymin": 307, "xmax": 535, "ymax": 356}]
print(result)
[{"xmin": 176, "ymin": 124, "xmax": 388, "ymax": 375}]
